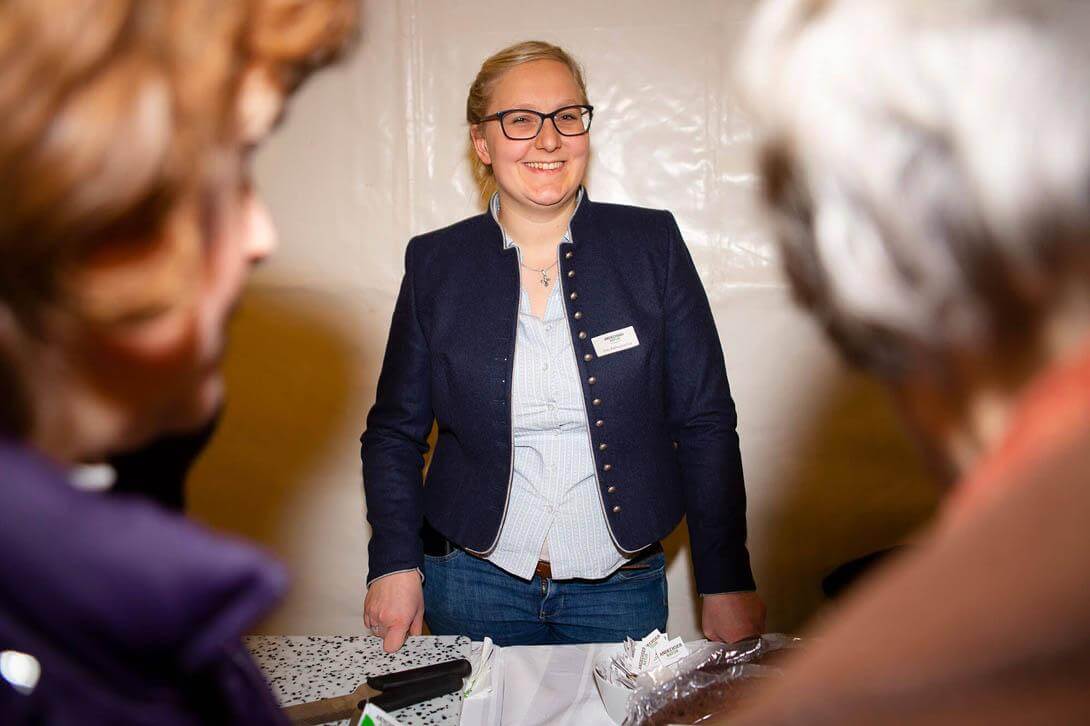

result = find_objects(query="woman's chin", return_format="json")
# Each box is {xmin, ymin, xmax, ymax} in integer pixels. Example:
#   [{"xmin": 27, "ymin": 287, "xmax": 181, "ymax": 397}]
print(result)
[
  {"xmin": 526, "ymin": 186, "xmax": 577, "ymax": 209},
  {"xmin": 159, "ymin": 374, "xmax": 225, "ymax": 437}
]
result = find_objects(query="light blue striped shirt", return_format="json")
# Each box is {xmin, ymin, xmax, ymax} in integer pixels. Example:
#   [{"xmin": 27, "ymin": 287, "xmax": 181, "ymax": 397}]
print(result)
[{"xmin": 486, "ymin": 193, "xmax": 627, "ymax": 580}]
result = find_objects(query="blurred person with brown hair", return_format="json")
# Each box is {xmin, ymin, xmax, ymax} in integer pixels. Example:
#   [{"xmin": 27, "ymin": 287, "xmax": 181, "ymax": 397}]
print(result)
[
  {"xmin": 0, "ymin": 0, "xmax": 354, "ymax": 723},
  {"xmin": 719, "ymin": 0, "xmax": 1090, "ymax": 722}
]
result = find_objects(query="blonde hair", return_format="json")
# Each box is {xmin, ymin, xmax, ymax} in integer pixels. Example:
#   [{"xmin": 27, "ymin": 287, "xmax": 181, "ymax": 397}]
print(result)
[
  {"xmin": 466, "ymin": 41, "xmax": 588, "ymax": 208},
  {"xmin": 0, "ymin": 0, "xmax": 356, "ymax": 435}
]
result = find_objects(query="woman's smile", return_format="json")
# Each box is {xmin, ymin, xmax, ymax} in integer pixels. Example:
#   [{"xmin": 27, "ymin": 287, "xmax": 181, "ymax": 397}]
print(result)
[{"xmin": 523, "ymin": 160, "xmax": 565, "ymax": 173}]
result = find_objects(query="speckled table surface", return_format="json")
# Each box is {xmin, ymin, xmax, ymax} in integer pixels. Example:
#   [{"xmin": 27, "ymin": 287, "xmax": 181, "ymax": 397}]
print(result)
[{"xmin": 246, "ymin": 634, "xmax": 471, "ymax": 726}]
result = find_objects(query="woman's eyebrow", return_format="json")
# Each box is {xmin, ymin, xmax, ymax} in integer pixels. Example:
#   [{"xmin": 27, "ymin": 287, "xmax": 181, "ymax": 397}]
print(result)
[{"xmin": 501, "ymin": 99, "xmax": 584, "ymax": 110}]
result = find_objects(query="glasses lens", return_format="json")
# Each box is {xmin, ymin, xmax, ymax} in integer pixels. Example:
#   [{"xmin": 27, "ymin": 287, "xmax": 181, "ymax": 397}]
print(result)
[
  {"xmin": 501, "ymin": 111, "xmax": 543, "ymax": 140},
  {"xmin": 554, "ymin": 106, "xmax": 591, "ymax": 135}
]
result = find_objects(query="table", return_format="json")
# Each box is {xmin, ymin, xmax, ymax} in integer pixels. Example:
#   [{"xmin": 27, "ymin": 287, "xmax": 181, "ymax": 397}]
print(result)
[
  {"xmin": 461, "ymin": 642, "xmax": 617, "ymax": 726},
  {"xmin": 247, "ymin": 636, "xmax": 618, "ymax": 726},
  {"xmin": 246, "ymin": 635, "xmax": 471, "ymax": 726}
]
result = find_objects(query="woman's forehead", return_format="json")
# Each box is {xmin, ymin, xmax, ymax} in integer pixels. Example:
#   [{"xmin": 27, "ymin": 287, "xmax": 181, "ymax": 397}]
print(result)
[{"xmin": 487, "ymin": 59, "xmax": 583, "ymax": 111}]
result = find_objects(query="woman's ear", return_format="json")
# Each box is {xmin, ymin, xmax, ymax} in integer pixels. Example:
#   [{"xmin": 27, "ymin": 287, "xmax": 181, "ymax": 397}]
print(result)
[{"xmin": 470, "ymin": 125, "xmax": 492, "ymax": 166}]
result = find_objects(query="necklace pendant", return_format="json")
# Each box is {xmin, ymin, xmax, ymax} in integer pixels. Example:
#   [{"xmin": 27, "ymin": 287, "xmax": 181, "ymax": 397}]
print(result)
[{"xmin": 541, "ymin": 270, "xmax": 550, "ymax": 287}]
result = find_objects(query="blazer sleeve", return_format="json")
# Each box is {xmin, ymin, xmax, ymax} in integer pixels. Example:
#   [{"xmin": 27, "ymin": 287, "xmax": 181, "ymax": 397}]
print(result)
[
  {"xmin": 661, "ymin": 212, "xmax": 756, "ymax": 595},
  {"xmin": 360, "ymin": 238, "xmax": 432, "ymax": 584}
]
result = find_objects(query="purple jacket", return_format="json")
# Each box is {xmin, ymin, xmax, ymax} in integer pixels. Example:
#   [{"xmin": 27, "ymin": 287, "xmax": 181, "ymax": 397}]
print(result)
[{"xmin": 0, "ymin": 439, "xmax": 288, "ymax": 724}]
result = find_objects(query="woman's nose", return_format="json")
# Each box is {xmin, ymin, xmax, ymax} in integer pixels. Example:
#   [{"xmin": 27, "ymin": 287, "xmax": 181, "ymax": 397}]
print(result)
[
  {"xmin": 243, "ymin": 192, "xmax": 278, "ymax": 264},
  {"xmin": 535, "ymin": 118, "xmax": 562, "ymax": 151}
]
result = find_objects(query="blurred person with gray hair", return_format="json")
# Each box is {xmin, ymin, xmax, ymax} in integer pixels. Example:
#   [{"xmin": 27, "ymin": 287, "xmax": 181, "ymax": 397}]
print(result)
[{"xmin": 719, "ymin": 0, "xmax": 1090, "ymax": 722}]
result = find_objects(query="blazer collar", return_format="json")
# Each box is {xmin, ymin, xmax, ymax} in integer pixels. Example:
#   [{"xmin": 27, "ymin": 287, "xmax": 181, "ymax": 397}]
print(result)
[{"xmin": 488, "ymin": 187, "xmax": 589, "ymax": 250}]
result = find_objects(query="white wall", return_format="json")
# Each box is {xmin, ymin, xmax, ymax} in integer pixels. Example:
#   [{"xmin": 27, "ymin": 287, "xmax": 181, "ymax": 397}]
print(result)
[{"xmin": 188, "ymin": 0, "xmax": 940, "ymax": 638}]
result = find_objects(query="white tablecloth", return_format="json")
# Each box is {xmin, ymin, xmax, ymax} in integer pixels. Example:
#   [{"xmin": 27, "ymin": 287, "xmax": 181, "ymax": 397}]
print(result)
[{"xmin": 460, "ymin": 643, "xmax": 617, "ymax": 726}]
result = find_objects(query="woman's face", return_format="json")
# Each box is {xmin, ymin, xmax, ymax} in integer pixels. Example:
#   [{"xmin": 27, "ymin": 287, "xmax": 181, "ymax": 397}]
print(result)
[
  {"xmin": 472, "ymin": 59, "xmax": 589, "ymax": 218},
  {"xmin": 51, "ymin": 74, "xmax": 281, "ymax": 457}
]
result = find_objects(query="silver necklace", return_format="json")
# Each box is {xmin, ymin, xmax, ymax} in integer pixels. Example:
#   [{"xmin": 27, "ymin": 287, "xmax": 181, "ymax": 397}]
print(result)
[{"xmin": 520, "ymin": 260, "xmax": 558, "ymax": 287}]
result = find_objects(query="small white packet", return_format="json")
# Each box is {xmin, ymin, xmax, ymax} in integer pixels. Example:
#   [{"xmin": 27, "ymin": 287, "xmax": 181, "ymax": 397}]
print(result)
[
  {"xmin": 462, "ymin": 637, "xmax": 495, "ymax": 699},
  {"xmin": 607, "ymin": 629, "xmax": 693, "ymax": 689},
  {"xmin": 656, "ymin": 637, "xmax": 690, "ymax": 666},
  {"xmin": 357, "ymin": 702, "xmax": 404, "ymax": 726}
]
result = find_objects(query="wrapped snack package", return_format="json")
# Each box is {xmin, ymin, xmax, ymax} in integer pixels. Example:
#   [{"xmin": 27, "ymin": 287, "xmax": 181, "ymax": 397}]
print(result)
[{"xmin": 623, "ymin": 634, "xmax": 803, "ymax": 725}]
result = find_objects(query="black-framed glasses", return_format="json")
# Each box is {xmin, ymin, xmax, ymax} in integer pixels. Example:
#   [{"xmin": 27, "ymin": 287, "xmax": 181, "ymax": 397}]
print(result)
[{"xmin": 479, "ymin": 104, "xmax": 594, "ymax": 140}]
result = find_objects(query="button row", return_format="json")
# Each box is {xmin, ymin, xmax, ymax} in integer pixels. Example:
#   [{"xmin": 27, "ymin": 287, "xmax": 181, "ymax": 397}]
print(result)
[{"xmin": 563, "ymin": 247, "xmax": 620, "ymax": 514}]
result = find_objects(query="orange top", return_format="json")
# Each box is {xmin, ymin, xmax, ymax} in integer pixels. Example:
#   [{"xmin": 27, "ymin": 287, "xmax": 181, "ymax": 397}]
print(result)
[{"xmin": 943, "ymin": 338, "xmax": 1090, "ymax": 529}]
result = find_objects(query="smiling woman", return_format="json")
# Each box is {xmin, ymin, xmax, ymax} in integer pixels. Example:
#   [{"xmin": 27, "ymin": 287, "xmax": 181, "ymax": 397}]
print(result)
[{"xmin": 360, "ymin": 40, "xmax": 767, "ymax": 652}]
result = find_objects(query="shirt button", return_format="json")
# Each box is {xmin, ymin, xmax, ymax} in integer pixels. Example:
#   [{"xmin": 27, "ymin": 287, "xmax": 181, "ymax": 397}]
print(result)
[
  {"xmin": 567, "ymin": 270, "xmax": 575, "ymax": 278},
  {"xmin": 541, "ymin": 362, "xmax": 549, "ymax": 371},
  {"xmin": 574, "ymin": 311, "xmax": 583, "ymax": 320},
  {"xmin": 595, "ymin": 419, "xmax": 604, "ymax": 427},
  {"xmin": 565, "ymin": 251, "xmax": 573, "ymax": 259},
  {"xmin": 578, "ymin": 331, "xmax": 588, "ymax": 340},
  {"xmin": 598, "ymin": 443, "xmax": 608, "ymax": 451},
  {"xmin": 612, "ymin": 505, "xmax": 622, "ymax": 514},
  {"xmin": 603, "ymin": 463, "xmax": 612, "ymax": 471},
  {"xmin": 592, "ymin": 398, "xmax": 602, "ymax": 406},
  {"xmin": 587, "ymin": 376, "xmax": 597, "ymax": 385},
  {"xmin": 569, "ymin": 291, "xmax": 578, "ymax": 301},
  {"xmin": 607, "ymin": 486, "xmax": 617, "ymax": 494},
  {"xmin": 545, "ymin": 324, "xmax": 553, "ymax": 332},
  {"xmin": 583, "ymin": 353, "xmax": 593, "ymax": 362}
]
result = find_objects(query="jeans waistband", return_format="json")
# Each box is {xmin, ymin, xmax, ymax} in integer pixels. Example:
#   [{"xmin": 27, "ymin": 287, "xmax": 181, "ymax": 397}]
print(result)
[{"xmin": 421, "ymin": 520, "xmax": 662, "ymax": 571}]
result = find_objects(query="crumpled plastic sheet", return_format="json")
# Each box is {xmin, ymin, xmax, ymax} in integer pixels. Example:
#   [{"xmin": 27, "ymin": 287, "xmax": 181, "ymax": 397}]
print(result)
[{"xmin": 623, "ymin": 634, "xmax": 803, "ymax": 725}]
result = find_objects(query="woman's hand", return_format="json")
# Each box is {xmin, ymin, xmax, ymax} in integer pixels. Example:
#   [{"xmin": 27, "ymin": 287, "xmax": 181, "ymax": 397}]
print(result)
[
  {"xmin": 363, "ymin": 570, "xmax": 425, "ymax": 652},
  {"xmin": 701, "ymin": 591, "xmax": 767, "ymax": 643}
]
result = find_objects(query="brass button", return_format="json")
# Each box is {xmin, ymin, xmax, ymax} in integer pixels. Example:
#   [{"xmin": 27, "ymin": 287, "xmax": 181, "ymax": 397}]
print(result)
[
  {"xmin": 592, "ymin": 398, "xmax": 602, "ymax": 406},
  {"xmin": 587, "ymin": 376, "xmax": 597, "ymax": 385},
  {"xmin": 567, "ymin": 270, "xmax": 575, "ymax": 278},
  {"xmin": 612, "ymin": 505, "xmax": 621, "ymax": 514},
  {"xmin": 574, "ymin": 311, "xmax": 583, "ymax": 320},
  {"xmin": 565, "ymin": 251, "xmax": 573, "ymax": 259},
  {"xmin": 607, "ymin": 486, "xmax": 617, "ymax": 494},
  {"xmin": 583, "ymin": 353, "xmax": 593, "ymax": 362},
  {"xmin": 598, "ymin": 442, "xmax": 608, "ymax": 451},
  {"xmin": 569, "ymin": 291, "xmax": 578, "ymax": 301},
  {"xmin": 595, "ymin": 419, "xmax": 604, "ymax": 427},
  {"xmin": 578, "ymin": 331, "xmax": 587, "ymax": 340},
  {"xmin": 603, "ymin": 463, "xmax": 612, "ymax": 471}
]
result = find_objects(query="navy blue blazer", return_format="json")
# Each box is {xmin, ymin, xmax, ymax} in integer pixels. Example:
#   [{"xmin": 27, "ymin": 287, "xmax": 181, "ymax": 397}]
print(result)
[{"xmin": 361, "ymin": 196, "xmax": 754, "ymax": 595}]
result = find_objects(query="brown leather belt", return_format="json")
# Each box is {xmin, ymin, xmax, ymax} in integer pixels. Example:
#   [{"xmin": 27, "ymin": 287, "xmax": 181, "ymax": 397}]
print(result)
[{"xmin": 533, "ymin": 542, "xmax": 663, "ymax": 581}]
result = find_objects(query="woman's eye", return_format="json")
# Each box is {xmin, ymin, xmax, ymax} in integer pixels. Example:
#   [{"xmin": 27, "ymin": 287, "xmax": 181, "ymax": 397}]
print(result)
[
  {"xmin": 509, "ymin": 115, "xmax": 533, "ymax": 125},
  {"xmin": 559, "ymin": 111, "xmax": 578, "ymax": 121}
]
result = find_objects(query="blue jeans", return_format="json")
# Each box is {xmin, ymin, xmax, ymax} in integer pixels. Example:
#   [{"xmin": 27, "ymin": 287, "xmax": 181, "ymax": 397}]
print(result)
[{"xmin": 423, "ymin": 549, "xmax": 667, "ymax": 646}]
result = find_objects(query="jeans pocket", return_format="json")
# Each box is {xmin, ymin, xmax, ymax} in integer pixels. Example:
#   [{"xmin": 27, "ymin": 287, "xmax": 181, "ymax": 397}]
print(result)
[
  {"xmin": 424, "ymin": 548, "xmax": 464, "ymax": 564},
  {"xmin": 614, "ymin": 552, "xmax": 665, "ymax": 581}
]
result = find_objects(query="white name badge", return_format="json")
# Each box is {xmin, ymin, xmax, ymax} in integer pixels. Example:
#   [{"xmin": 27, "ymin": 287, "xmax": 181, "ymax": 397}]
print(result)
[{"xmin": 591, "ymin": 326, "xmax": 640, "ymax": 357}]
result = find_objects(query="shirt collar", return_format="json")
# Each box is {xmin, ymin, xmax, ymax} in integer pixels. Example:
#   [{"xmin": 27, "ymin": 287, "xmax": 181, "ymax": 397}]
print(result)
[{"xmin": 490, "ymin": 188, "xmax": 585, "ymax": 250}]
